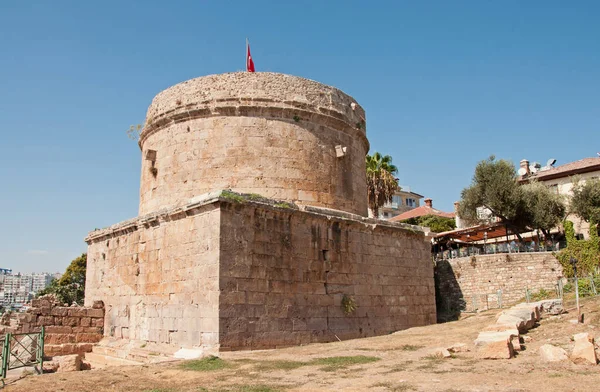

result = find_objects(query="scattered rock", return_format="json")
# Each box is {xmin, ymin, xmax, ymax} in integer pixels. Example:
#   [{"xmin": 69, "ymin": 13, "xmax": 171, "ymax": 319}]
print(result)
[
  {"xmin": 571, "ymin": 333, "xmax": 597, "ymax": 365},
  {"xmin": 538, "ymin": 299, "xmax": 564, "ymax": 315},
  {"xmin": 539, "ymin": 344, "xmax": 569, "ymax": 362},
  {"xmin": 522, "ymin": 336, "xmax": 533, "ymax": 343},
  {"xmin": 42, "ymin": 361, "xmax": 59, "ymax": 373},
  {"xmin": 569, "ymin": 319, "xmax": 579, "ymax": 325},
  {"xmin": 474, "ymin": 331, "xmax": 516, "ymax": 359},
  {"xmin": 55, "ymin": 354, "xmax": 82, "ymax": 372},
  {"xmin": 447, "ymin": 343, "xmax": 470, "ymax": 353}
]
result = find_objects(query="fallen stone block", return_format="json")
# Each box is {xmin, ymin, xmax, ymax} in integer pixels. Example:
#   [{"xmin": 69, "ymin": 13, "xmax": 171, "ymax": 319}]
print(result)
[
  {"xmin": 573, "ymin": 332, "xmax": 594, "ymax": 344},
  {"xmin": 496, "ymin": 314, "xmax": 528, "ymax": 333},
  {"xmin": 55, "ymin": 354, "xmax": 82, "ymax": 372},
  {"xmin": 514, "ymin": 303, "xmax": 541, "ymax": 321},
  {"xmin": 505, "ymin": 308, "xmax": 537, "ymax": 329},
  {"xmin": 42, "ymin": 360, "xmax": 59, "ymax": 373},
  {"xmin": 474, "ymin": 331, "xmax": 516, "ymax": 359},
  {"xmin": 539, "ymin": 344, "xmax": 569, "ymax": 362},
  {"xmin": 538, "ymin": 299, "xmax": 564, "ymax": 315},
  {"xmin": 571, "ymin": 333, "xmax": 597, "ymax": 365}
]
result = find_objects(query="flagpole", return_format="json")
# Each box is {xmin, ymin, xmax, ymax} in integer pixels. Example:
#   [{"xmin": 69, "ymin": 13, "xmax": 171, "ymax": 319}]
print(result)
[{"xmin": 245, "ymin": 38, "xmax": 248, "ymax": 72}]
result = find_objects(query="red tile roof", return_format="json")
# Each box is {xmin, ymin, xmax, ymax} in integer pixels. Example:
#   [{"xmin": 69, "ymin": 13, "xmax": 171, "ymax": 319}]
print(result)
[
  {"xmin": 389, "ymin": 206, "xmax": 455, "ymax": 222},
  {"xmin": 520, "ymin": 157, "xmax": 600, "ymax": 182}
]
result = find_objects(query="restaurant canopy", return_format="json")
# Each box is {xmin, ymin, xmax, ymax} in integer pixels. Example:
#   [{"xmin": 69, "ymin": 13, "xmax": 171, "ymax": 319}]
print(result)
[{"xmin": 434, "ymin": 222, "xmax": 511, "ymax": 243}]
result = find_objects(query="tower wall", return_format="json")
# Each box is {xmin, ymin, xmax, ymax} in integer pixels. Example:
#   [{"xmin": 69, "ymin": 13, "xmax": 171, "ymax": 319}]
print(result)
[{"xmin": 138, "ymin": 73, "xmax": 369, "ymax": 216}]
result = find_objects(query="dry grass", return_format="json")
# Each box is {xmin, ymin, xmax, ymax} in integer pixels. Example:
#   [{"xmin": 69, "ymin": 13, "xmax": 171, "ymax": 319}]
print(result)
[{"xmin": 8, "ymin": 297, "xmax": 600, "ymax": 392}]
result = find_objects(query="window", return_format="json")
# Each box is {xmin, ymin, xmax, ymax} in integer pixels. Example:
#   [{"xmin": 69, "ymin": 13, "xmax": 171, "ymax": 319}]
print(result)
[
  {"xmin": 406, "ymin": 198, "xmax": 416, "ymax": 207},
  {"xmin": 549, "ymin": 184, "xmax": 559, "ymax": 194},
  {"xmin": 391, "ymin": 195, "xmax": 402, "ymax": 208}
]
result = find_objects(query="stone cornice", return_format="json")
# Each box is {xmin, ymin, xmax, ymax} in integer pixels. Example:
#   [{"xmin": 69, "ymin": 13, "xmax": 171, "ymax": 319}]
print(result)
[
  {"xmin": 85, "ymin": 191, "xmax": 424, "ymax": 244},
  {"xmin": 138, "ymin": 98, "xmax": 369, "ymax": 152}
]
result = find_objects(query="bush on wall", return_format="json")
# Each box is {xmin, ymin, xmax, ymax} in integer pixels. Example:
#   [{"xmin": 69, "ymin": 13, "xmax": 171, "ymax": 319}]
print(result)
[{"xmin": 556, "ymin": 221, "xmax": 600, "ymax": 277}]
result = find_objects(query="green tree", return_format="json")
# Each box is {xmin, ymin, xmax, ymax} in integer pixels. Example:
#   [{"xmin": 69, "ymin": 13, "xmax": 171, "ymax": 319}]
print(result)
[
  {"xmin": 571, "ymin": 178, "xmax": 600, "ymax": 224},
  {"xmin": 37, "ymin": 253, "xmax": 87, "ymax": 305},
  {"xmin": 520, "ymin": 180, "xmax": 567, "ymax": 237},
  {"xmin": 366, "ymin": 152, "xmax": 400, "ymax": 218},
  {"xmin": 458, "ymin": 156, "xmax": 566, "ymax": 239},
  {"xmin": 401, "ymin": 215, "xmax": 456, "ymax": 233}
]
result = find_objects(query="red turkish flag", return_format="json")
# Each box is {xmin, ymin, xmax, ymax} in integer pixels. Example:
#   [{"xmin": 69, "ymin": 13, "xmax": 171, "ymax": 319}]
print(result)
[{"xmin": 246, "ymin": 42, "xmax": 255, "ymax": 72}]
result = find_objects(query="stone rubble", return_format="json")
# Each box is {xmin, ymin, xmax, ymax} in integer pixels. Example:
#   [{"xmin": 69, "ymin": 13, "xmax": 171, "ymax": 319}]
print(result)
[
  {"xmin": 539, "ymin": 344, "xmax": 569, "ymax": 362},
  {"xmin": 474, "ymin": 300, "xmax": 557, "ymax": 359},
  {"xmin": 447, "ymin": 343, "xmax": 470, "ymax": 353},
  {"xmin": 571, "ymin": 332, "xmax": 598, "ymax": 365}
]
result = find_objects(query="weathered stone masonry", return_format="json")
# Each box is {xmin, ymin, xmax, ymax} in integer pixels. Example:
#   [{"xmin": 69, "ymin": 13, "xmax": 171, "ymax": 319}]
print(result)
[
  {"xmin": 86, "ymin": 194, "xmax": 436, "ymax": 351},
  {"xmin": 1, "ymin": 296, "xmax": 104, "ymax": 357},
  {"xmin": 86, "ymin": 72, "xmax": 436, "ymax": 353},
  {"xmin": 436, "ymin": 252, "xmax": 563, "ymax": 312}
]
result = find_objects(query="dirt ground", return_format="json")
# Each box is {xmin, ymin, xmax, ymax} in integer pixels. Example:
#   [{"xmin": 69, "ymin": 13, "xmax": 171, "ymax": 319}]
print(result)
[{"xmin": 6, "ymin": 297, "xmax": 600, "ymax": 392}]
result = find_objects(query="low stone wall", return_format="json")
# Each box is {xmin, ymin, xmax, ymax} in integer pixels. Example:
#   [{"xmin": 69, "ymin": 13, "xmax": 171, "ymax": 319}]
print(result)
[
  {"xmin": 0, "ymin": 296, "xmax": 105, "ymax": 357},
  {"xmin": 435, "ymin": 252, "xmax": 563, "ymax": 313}
]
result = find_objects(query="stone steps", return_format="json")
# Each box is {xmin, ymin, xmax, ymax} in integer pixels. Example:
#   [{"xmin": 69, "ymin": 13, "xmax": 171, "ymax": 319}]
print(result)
[
  {"xmin": 84, "ymin": 342, "xmax": 174, "ymax": 368},
  {"xmin": 84, "ymin": 352, "xmax": 144, "ymax": 368}
]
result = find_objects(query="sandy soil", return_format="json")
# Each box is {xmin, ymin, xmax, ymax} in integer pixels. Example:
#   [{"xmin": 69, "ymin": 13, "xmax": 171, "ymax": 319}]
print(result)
[{"xmin": 5, "ymin": 298, "xmax": 600, "ymax": 392}]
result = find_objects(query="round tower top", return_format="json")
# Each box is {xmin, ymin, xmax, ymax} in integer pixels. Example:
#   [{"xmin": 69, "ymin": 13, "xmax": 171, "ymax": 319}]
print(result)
[{"xmin": 140, "ymin": 72, "xmax": 367, "ymax": 147}]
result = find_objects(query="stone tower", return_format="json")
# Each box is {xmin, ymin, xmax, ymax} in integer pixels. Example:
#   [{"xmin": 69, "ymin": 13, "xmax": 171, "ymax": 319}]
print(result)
[
  {"xmin": 85, "ymin": 73, "xmax": 435, "ymax": 356},
  {"xmin": 138, "ymin": 73, "xmax": 369, "ymax": 216}
]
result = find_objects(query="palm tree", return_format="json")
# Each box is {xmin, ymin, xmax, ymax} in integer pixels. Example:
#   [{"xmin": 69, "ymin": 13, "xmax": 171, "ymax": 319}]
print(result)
[{"xmin": 366, "ymin": 152, "xmax": 400, "ymax": 218}]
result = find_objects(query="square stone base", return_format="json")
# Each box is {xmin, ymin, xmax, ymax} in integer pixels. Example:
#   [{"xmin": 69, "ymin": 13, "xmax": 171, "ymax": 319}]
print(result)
[{"xmin": 85, "ymin": 192, "xmax": 436, "ymax": 351}]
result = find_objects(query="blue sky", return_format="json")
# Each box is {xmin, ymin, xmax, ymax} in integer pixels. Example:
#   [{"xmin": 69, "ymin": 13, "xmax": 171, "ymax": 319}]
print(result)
[{"xmin": 1, "ymin": 1, "xmax": 599, "ymax": 273}]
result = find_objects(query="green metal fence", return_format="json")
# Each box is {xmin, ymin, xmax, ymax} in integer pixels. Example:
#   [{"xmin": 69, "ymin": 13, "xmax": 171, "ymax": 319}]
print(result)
[{"xmin": 0, "ymin": 327, "xmax": 45, "ymax": 380}]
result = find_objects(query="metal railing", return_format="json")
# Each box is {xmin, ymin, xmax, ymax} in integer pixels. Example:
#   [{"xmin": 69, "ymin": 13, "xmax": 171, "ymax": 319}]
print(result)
[
  {"xmin": 434, "ymin": 241, "xmax": 567, "ymax": 261},
  {"xmin": 0, "ymin": 327, "xmax": 45, "ymax": 381}
]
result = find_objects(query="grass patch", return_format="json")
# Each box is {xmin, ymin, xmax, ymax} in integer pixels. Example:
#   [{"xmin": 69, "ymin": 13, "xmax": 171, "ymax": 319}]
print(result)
[
  {"xmin": 143, "ymin": 389, "xmax": 176, "ymax": 392},
  {"xmin": 179, "ymin": 355, "xmax": 230, "ymax": 372},
  {"xmin": 247, "ymin": 193, "xmax": 264, "ymax": 201},
  {"xmin": 398, "ymin": 344, "xmax": 423, "ymax": 351},
  {"xmin": 384, "ymin": 361, "xmax": 413, "ymax": 373},
  {"xmin": 252, "ymin": 360, "xmax": 308, "ymax": 371},
  {"xmin": 198, "ymin": 386, "xmax": 285, "ymax": 392},
  {"xmin": 221, "ymin": 190, "xmax": 246, "ymax": 203},
  {"xmin": 370, "ymin": 382, "xmax": 416, "ymax": 391},
  {"xmin": 312, "ymin": 355, "xmax": 380, "ymax": 372}
]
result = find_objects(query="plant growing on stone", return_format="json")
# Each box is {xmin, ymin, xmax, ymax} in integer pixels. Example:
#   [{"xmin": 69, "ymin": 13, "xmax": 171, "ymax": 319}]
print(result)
[
  {"xmin": 127, "ymin": 124, "xmax": 143, "ymax": 141},
  {"xmin": 556, "ymin": 220, "xmax": 600, "ymax": 277},
  {"xmin": 341, "ymin": 294, "xmax": 357, "ymax": 314},
  {"xmin": 366, "ymin": 152, "xmax": 399, "ymax": 218}
]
